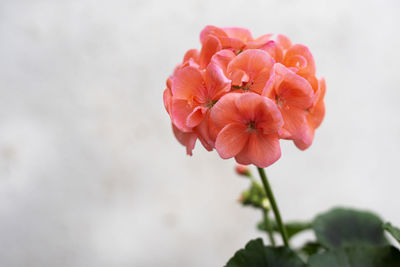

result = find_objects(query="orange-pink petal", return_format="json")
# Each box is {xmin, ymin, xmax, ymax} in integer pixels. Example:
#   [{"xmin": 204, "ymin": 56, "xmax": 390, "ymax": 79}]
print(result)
[
  {"xmin": 284, "ymin": 44, "xmax": 316, "ymax": 76},
  {"xmin": 172, "ymin": 124, "xmax": 197, "ymax": 156},
  {"xmin": 199, "ymin": 35, "xmax": 222, "ymax": 69},
  {"xmin": 210, "ymin": 49, "xmax": 236, "ymax": 75},
  {"xmin": 236, "ymin": 133, "xmax": 281, "ymax": 168},
  {"xmin": 279, "ymin": 106, "xmax": 308, "ymax": 140},
  {"xmin": 186, "ymin": 106, "xmax": 206, "ymax": 128},
  {"xmin": 204, "ymin": 63, "xmax": 231, "ymax": 100},
  {"xmin": 222, "ymin": 27, "xmax": 253, "ymax": 43},
  {"xmin": 215, "ymin": 123, "xmax": 248, "ymax": 159},
  {"xmin": 171, "ymin": 98, "xmax": 194, "ymax": 132},
  {"xmin": 210, "ymin": 93, "xmax": 242, "ymax": 128},
  {"xmin": 172, "ymin": 66, "xmax": 203, "ymax": 100}
]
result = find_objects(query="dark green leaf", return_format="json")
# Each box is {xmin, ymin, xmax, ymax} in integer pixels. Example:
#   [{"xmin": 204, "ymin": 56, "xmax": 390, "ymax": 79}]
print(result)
[
  {"xmin": 384, "ymin": 222, "xmax": 400, "ymax": 244},
  {"xmin": 257, "ymin": 220, "xmax": 311, "ymax": 240},
  {"xmin": 308, "ymin": 246, "xmax": 400, "ymax": 267},
  {"xmin": 300, "ymin": 241, "xmax": 325, "ymax": 256},
  {"xmin": 225, "ymin": 238, "xmax": 305, "ymax": 267},
  {"xmin": 313, "ymin": 208, "xmax": 388, "ymax": 249}
]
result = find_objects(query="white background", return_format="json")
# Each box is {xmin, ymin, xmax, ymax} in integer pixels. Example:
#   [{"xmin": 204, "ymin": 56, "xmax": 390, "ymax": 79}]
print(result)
[{"xmin": 1, "ymin": 0, "xmax": 399, "ymax": 266}]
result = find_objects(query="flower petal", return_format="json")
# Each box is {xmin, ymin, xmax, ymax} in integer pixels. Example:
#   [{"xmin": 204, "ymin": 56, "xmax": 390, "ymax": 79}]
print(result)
[
  {"xmin": 210, "ymin": 93, "xmax": 242, "ymax": 128},
  {"xmin": 234, "ymin": 93, "xmax": 283, "ymax": 133},
  {"xmin": 210, "ymin": 49, "xmax": 236, "ymax": 75},
  {"xmin": 205, "ymin": 63, "xmax": 231, "ymax": 100},
  {"xmin": 199, "ymin": 35, "xmax": 222, "ymax": 69},
  {"xmin": 284, "ymin": 44, "xmax": 316, "ymax": 76},
  {"xmin": 276, "ymin": 34, "xmax": 292, "ymax": 50},
  {"xmin": 200, "ymin": 25, "xmax": 227, "ymax": 44},
  {"xmin": 215, "ymin": 123, "xmax": 248, "ymax": 159},
  {"xmin": 273, "ymin": 63, "xmax": 314, "ymax": 109},
  {"xmin": 260, "ymin": 41, "xmax": 283, "ymax": 62},
  {"xmin": 172, "ymin": 124, "xmax": 197, "ymax": 156},
  {"xmin": 279, "ymin": 106, "xmax": 308, "ymax": 140},
  {"xmin": 171, "ymin": 98, "xmax": 194, "ymax": 132},
  {"xmin": 294, "ymin": 116, "xmax": 315, "ymax": 150},
  {"xmin": 172, "ymin": 66, "xmax": 203, "ymax": 100},
  {"xmin": 227, "ymin": 49, "xmax": 274, "ymax": 93},
  {"xmin": 222, "ymin": 27, "xmax": 253, "ymax": 43},
  {"xmin": 186, "ymin": 106, "xmax": 206, "ymax": 128},
  {"xmin": 246, "ymin": 33, "xmax": 273, "ymax": 49},
  {"xmin": 183, "ymin": 49, "xmax": 200, "ymax": 63},
  {"xmin": 236, "ymin": 133, "xmax": 281, "ymax": 168},
  {"xmin": 194, "ymin": 112, "xmax": 214, "ymax": 150},
  {"xmin": 163, "ymin": 87, "xmax": 172, "ymax": 114}
]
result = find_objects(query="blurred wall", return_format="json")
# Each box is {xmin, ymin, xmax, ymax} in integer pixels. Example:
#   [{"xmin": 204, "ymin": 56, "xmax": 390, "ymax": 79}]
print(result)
[{"xmin": 1, "ymin": 0, "xmax": 400, "ymax": 266}]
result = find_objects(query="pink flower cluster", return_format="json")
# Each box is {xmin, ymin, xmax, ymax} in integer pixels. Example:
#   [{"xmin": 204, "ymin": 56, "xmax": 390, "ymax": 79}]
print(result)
[{"xmin": 163, "ymin": 26, "xmax": 325, "ymax": 168}]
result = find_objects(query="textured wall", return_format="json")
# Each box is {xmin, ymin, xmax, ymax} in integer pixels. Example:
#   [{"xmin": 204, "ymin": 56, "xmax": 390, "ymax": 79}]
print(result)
[{"xmin": 1, "ymin": 0, "xmax": 399, "ymax": 266}]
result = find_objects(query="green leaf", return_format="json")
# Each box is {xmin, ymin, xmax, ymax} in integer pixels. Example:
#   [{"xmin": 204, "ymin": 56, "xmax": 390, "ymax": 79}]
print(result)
[
  {"xmin": 308, "ymin": 246, "xmax": 400, "ymax": 267},
  {"xmin": 300, "ymin": 241, "xmax": 325, "ymax": 256},
  {"xmin": 225, "ymin": 238, "xmax": 305, "ymax": 267},
  {"xmin": 384, "ymin": 222, "xmax": 400, "ymax": 244},
  {"xmin": 313, "ymin": 207, "xmax": 388, "ymax": 249},
  {"xmin": 257, "ymin": 220, "xmax": 311, "ymax": 240}
]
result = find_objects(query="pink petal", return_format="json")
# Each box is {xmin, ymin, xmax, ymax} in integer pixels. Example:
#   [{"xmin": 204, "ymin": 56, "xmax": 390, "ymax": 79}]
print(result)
[
  {"xmin": 284, "ymin": 44, "xmax": 316, "ymax": 76},
  {"xmin": 236, "ymin": 133, "xmax": 281, "ymax": 168},
  {"xmin": 246, "ymin": 33, "xmax": 273, "ymax": 49},
  {"xmin": 235, "ymin": 93, "xmax": 283, "ymax": 134},
  {"xmin": 183, "ymin": 49, "xmax": 200, "ymax": 63},
  {"xmin": 194, "ymin": 112, "xmax": 214, "ymax": 150},
  {"xmin": 227, "ymin": 49, "xmax": 274, "ymax": 93},
  {"xmin": 228, "ymin": 49, "xmax": 274, "ymax": 77},
  {"xmin": 199, "ymin": 35, "xmax": 222, "ymax": 69},
  {"xmin": 172, "ymin": 66, "xmax": 203, "ymax": 100},
  {"xmin": 230, "ymin": 69, "xmax": 249, "ymax": 86},
  {"xmin": 219, "ymin": 37, "xmax": 245, "ymax": 49},
  {"xmin": 210, "ymin": 49, "xmax": 236, "ymax": 75},
  {"xmin": 273, "ymin": 63, "xmax": 314, "ymax": 109},
  {"xmin": 260, "ymin": 41, "xmax": 283, "ymax": 62},
  {"xmin": 252, "ymin": 69, "xmax": 273, "ymax": 94},
  {"xmin": 279, "ymin": 106, "xmax": 308, "ymax": 140},
  {"xmin": 171, "ymin": 98, "xmax": 194, "ymax": 132},
  {"xmin": 222, "ymin": 27, "xmax": 253, "ymax": 43},
  {"xmin": 163, "ymin": 88, "xmax": 172, "ymax": 114},
  {"xmin": 294, "ymin": 116, "xmax": 315, "ymax": 150},
  {"xmin": 276, "ymin": 34, "xmax": 292, "ymax": 50},
  {"xmin": 200, "ymin": 25, "xmax": 227, "ymax": 44},
  {"xmin": 210, "ymin": 93, "xmax": 242, "ymax": 128},
  {"xmin": 205, "ymin": 63, "xmax": 231, "ymax": 100},
  {"xmin": 186, "ymin": 106, "xmax": 206, "ymax": 128},
  {"xmin": 172, "ymin": 124, "xmax": 197, "ymax": 156},
  {"xmin": 215, "ymin": 123, "xmax": 248, "ymax": 159}
]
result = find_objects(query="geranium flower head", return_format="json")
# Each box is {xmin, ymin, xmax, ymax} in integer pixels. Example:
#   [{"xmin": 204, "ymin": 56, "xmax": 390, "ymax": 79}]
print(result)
[{"xmin": 164, "ymin": 25, "xmax": 325, "ymax": 165}]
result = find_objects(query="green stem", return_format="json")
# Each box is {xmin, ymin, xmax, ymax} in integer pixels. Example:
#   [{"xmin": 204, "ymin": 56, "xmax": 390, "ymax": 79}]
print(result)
[
  {"xmin": 262, "ymin": 209, "xmax": 276, "ymax": 246},
  {"xmin": 257, "ymin": 167, "xmax": 289, "ymax": 247}
]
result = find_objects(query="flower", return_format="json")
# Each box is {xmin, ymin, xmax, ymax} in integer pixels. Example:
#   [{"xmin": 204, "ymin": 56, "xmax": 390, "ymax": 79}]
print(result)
[
  {"xmin": 227, "ymin": 49, "xmax": 274, "ymax": 94},
  {"xmin": 262, "ymin": 63, "xmax": 314, "ymax": 144},
  {"xmin": 164, "ymin": 25, "xmax": 326, "ymax": 167},
  {"xmin": 210, "ymin": 93, "xmax": 283, "ymax": 168}
]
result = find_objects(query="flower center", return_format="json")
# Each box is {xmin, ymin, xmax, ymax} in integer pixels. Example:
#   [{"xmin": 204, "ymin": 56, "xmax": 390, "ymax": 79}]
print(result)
[
  {"xmin": 275, "ymin": 94, "xmax": 284, "ymax": 107},
  {"xmin": 206, "ymin": 99, "xmax": 218, "ymax": 109},
  {"xmin": 247, "ymin": 121, "xmax": 257, "ymax": 132}
]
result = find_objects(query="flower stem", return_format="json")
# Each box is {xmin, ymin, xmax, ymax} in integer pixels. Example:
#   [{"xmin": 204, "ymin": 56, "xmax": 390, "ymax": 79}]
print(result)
[
  {"xmin": 257, "ymin": 167, "xmax": 289, "ymax": 247},
  {"xmin": 262, "ymin": 209, "xmax": 276, "ymax": 246}
]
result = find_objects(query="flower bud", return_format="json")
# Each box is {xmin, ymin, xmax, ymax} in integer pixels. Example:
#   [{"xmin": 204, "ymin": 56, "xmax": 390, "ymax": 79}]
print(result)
[{"xmin": 235, "ymin": 164, "xmax": 251, "ymax": 177}]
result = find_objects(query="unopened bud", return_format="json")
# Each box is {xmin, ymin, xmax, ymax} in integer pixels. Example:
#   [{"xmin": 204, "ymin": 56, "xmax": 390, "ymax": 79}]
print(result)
[
  {"xmin": 261, "ymin": 198, "xmax": 271, "ymax": 210},
  {"xmin": 235, "ymin": 164, "xmax": 251, "ymax": 177}
]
